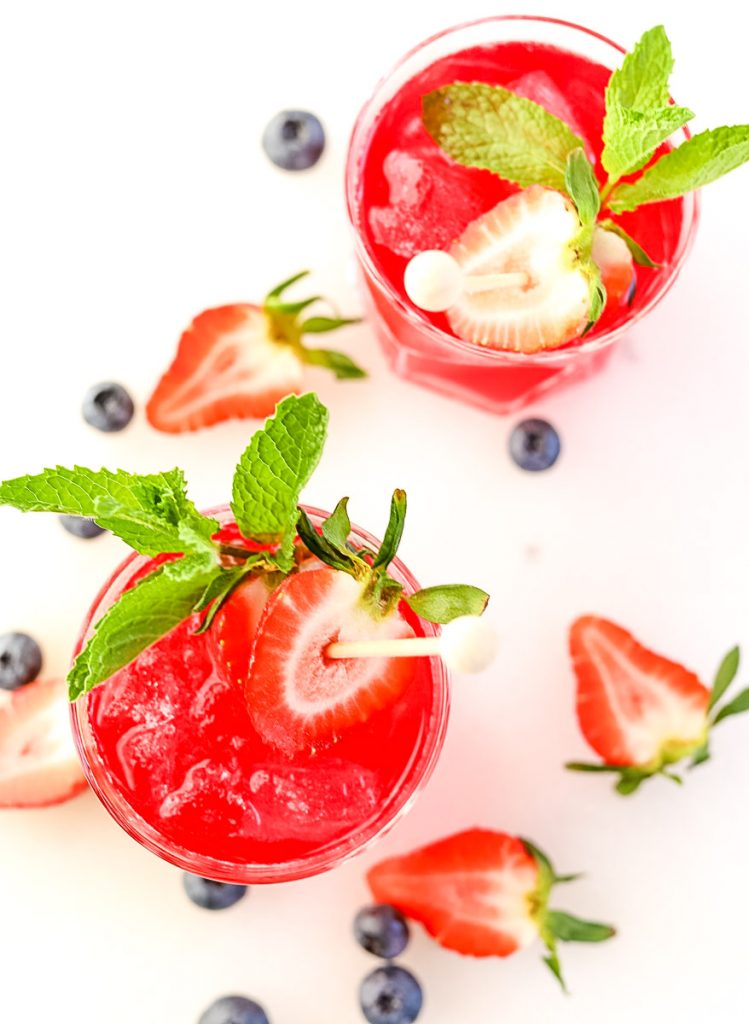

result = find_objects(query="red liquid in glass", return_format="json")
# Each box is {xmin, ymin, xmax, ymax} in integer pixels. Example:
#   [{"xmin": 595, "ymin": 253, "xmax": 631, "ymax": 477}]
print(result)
[
  {"xmin": 351, "ymin": 40, "xmax": 689, "ymax": 409},
  {"xmin": 78, "ymin": 523, "xmax": 441, "ymax": 875}
]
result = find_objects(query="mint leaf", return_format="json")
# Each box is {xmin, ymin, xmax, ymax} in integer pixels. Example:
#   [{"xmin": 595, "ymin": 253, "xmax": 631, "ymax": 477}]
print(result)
[
  {"xmin": 712, "ymin": 686, "xmax": 749, "ymax": 726},
  {"xmin": 608, "ymin": 126, "xmax": 749, "ymax": 212},
  {"xmin": 372, "ymin": 489, "xmax": 407, "ymax": 571},
  {"xmin": 0, "ymin": 466, "xmax": 218, "ymax": 557},
  {"xmin": 565, "ymin": 149, "xmax": 600, "ymax": 226},
  {"xmin": 321, "ymin": 497, "xmax": 351, "ymax": 550},
  {"xmin": 193, "ymin": 564, "xmax": 261, "ymax": 635},
  {"xmin": 607, "ymin": 25, "xmax": 674, "ymax": 111},
  {"xmin": 547, "ymin": 911, "xmax": 615, "ymax": 944},
  {"xmin": 597, "ymin": 220, "xmax": 660, "ymax": 267},
  {"xmin": 602, "ymin": 26, "xmax": 693, "ymax": 180},
  {"xmin": 231, "ymin": 393, "xmax": 328, "ymax": 544},
  {"xmin": 709, "ymin": 646, "xmax": 740, "ymax": 711},
  {"xmin": 422, "ymin": 82, "xmax": 583, "ymax": 192},
  {"xmin": 299, "ymin": 347, "xmax": 367, "ymax": 379},
  {"xmin": 405, "ymin": 584, "xmax": 489, "ymax": 624},
  {"xmin": 602, "ymin": 103, "xmax": 694, "ymax": 181},
  {"xmin": 301, "ymin": 316, "xmax": 361, "ymax": 334},
  {"xmin": 68, "ymin": 554, "xmax": 219, "ymax": 699}
]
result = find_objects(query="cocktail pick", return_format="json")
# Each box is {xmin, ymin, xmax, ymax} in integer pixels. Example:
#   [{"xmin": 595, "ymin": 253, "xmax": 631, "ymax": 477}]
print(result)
[
  {"xmin": 404, "ymin": 249, "xmax": 529, "ymax": 313},
  {"xmin": 326, "ymin": 615, "xmax": 498, "ymax": 674}
]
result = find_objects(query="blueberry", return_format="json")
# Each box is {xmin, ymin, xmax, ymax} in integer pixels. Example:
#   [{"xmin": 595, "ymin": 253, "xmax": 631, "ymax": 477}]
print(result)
[
  {"xmin": 82, "ymin": 382, "xmax": 135, "ymax": 432},
  {"xmin": 59, "ymin": 515, "xmax": 106, "ymax": 539},
  {"xmin": 182, "ymin": 873, "xmax": 248, "ymax": 910},
  {"xmin": 509, "ymin": 418, "xmax": 561, "ymax": 472},
  {"xmin": 262, "ymin": 110, "xmax": 325, "ymax": 171},
  {"xmin": 0, "ymin": 632, "xmax": 43, "ymax": 691},
  {"xmin": 197, "ymin": 995, "xmax": 269, "ymax": 1024},
  {"xmin": 354, "ymin": 904, "xmax": 410, "ymax": 959},
  {"xmin": 359, "ymin": 965, "xmax": 423, "ymax": 1024}
]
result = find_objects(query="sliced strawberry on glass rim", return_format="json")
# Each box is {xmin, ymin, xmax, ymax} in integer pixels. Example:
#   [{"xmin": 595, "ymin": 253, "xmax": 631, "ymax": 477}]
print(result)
[
  {"xmin": 368, "ymin": 828, "xmax": 615, "ymax": 989},
  {"xmin": 146, "ymin": 271, "xmax": 364, "ymax": 433},
  {"xmin": 567, "ymin": 617, "xmax": 749, "ymax": 794},
  {"xmin": 0, "ymin": 678, "xmax": 87, "ymax": 808}
]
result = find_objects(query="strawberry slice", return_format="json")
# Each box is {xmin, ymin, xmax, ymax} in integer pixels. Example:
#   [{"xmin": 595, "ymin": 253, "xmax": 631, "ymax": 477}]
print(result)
[
  {"xmin": 568, "ymin": 616, "xmax": 710, "ymax": 789},
  {"xmin": 446, "ymin": 186, "xmax": 591, "ymax": 353},
  {"xmin": 209, "ymin": 574, "xmax": 273, "ymax": 686},
  {"xmin": 244, "ymin": 568, "xmax": 417, "ymax": 755},
  {"xmin": 444, "ymin": 186, "xmax": 637, "ymax": 353},
  {"xmin": 146, "ymin": 304, "xmax": 304, "ymax": 433},
  {"xmin": 0, "ymin": 678, "xmax": 87, "ymax": 808},
  {"xmin": 592, "ymin": 227, "xmax": 635, "ymax": 307},
  {"xmin": 368, "ymin": 828, "xmax": 614, "ymax": 987}
]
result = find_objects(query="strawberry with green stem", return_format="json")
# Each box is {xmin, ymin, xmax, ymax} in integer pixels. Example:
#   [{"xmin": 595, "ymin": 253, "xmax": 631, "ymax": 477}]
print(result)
[
  {"xmin": 413, "ymin": 25, "xmax": 749, "ymax": 351},
  {"xmin": 146, "ymin": 271, "xmax": 366, "ymax": 433},
  {"xmin": 0, "ymin": 395, "xmax": 489, "ymax": 771},
  {"xmin": 368, "ymin": 828, "xmax": 615, "ymax": 991},
  {"xmin": 567, "ymin": 616, "xmax": 748, "ymax": 795}
]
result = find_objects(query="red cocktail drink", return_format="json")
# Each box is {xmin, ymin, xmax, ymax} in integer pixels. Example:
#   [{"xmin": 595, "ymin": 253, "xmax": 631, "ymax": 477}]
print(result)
[
  {"xmin": 71, "ymin": 508, "xmax": 449, "ymax": 883},
  {"xmin": 346, "ymin": 17, "xmax": 698, "ymax": 412}
]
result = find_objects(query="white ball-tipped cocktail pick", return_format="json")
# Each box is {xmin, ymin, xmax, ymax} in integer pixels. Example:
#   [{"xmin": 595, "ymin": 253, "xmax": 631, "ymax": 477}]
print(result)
[
  {"xmin": 325, "ymin": 615, "xmax": 498, "ymax": 674},
  {"xmin": 404, "ymin": 249, "xmax": 530, "ymax": 313}
]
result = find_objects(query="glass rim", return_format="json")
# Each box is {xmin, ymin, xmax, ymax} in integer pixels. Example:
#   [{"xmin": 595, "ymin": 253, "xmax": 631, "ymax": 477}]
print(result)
[
  {"xmin": 69, "ymin": 504, "xmax": 451, "ymax": 884},
  {"xmin": 344, "ymin": 14, "xmax": 701, "ymax": 366}
]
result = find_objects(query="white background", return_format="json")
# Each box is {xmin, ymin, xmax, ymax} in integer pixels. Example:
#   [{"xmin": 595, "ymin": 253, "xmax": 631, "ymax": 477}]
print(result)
[{"xmin": 1, "ymin": 1, "xmax": 748, "ymax": 1022}]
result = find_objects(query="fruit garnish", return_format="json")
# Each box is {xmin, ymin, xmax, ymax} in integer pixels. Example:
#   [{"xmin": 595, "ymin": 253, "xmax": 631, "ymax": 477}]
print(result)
[
  {"xmin": 567, "ymin": 616, "xmax": 748, "ymax": 794},
  {"xmin": 359, "ymin": 965, "xmax": 423, "ymax": 1024},
  {"xmin": 198, "ymin": 995, "xmax": 270, "ymax": 1024},
  {"xmin": 146, "ymin": 270, "xmax": 365, "ymax": 433},
  {"xmin": 354, "ymin": 904, "xmax": 410, "ymax": 959},
  {"xmin": 59, "ymin": 515, "xmax": 107, "ymax": 540},
  {"xmin": 182, "ymin": 873, "xmax": 248, "ymax": 911},
  {"xmin": 82, "ymin": 381, "xmax": 135, "ymax": 433},
  {"xmin": 0, "ymin": 394, "xmax": 490, "ymax": 713},
  {"xmin": 367, "ymin": 828, "xmax": 614, "ymax": 990},
  {"xmin": 0, "ymin": 632, "xmax": 43, "ymax": 691},
  {"xmin": 416, "ymin": 25, "xmax": 749, "ymax": 346},
  {"xmin": 508, "ymin": 418, "xmax": 561, "ymax": 472},
  {"xmin": 0, "ymin": 677, "xmax": 87, "ymax": 807},
  {"xmin": 262, "ymin": 109, "xmax": 325, "ymax": 171}
]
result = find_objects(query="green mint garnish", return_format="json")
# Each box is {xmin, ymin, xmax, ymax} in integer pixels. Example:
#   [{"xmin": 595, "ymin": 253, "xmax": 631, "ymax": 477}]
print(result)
[
  {"xmin": 422, "ymin": 82, "xmax": 584, "ymax": 193},
  {"xmin": 404, "ymin": 584, "xmax": 489, "ymax": 624},
  {"xmin": 231, "ymin": 392, "xmax": 328, "ymax": 556},
  {"xmin": 421, "ymin": 24, "xmax": 749, "ymax": 300},
  {"xmin": 263, "ymin": 270, "xmax": 367, "ymax": 380},
  {"xmin": 0, "ymin": 466, "xmax": 219, "ymax": 559},
  {"xmin": 1, "ymin": 394, "xmax": 490, "ymax": 699},
  {"xmin": 607, "ymin": 126, "xmax": 749, "ymax": 212},
  {"xmin": 68, "ymin": 554, "xmax": 219, "ymax": 699}
]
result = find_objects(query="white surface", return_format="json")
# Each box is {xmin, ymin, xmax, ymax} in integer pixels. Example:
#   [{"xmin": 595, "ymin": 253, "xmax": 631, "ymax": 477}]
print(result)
[{"xmin": 1, "ymin": 1, "xmax": 748, "ymax": 1022}]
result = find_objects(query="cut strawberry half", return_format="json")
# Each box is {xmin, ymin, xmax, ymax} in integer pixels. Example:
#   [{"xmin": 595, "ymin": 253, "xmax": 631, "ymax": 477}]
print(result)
[
  {"xmin": 368, "ymin": 828, "xmax": 615, "ymax": 988},
  {"xmin": 592, "ymin": 227, "xmax": 635, "ymax": 307},
  {"xmin": 0, "ymin": 678, "xmax": 87, "ymax": 808},
  {"xmin": 446, "ymin": 186, "xmax": 592, "ymax": 353},
  {"xmin": 244, "ymin": 568, "xmax": 417, "ymax": 755},
  {"xmin": 569, "ymin": 616, "xmax": 710, "ymax": 788},
  {"xmin": 209, "ymin": 575, "xmax": 274, "ymax": 686},
  {"xmin": 146, "ymin": 304, "xmax": 304, "ymax": 433}
]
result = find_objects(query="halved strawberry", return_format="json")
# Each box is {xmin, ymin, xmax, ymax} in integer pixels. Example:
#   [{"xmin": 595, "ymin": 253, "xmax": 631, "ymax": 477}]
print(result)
[
  {"xmin": 568, "ymin": 616, "xmax": 712, "ymax": 792},
  {"xmin": 446, "ymin": 186, "xmax": 592, "ymax": 353},
  {"xmin": 244, "ymin": 568, "xmax": 416, "ymax": 756},
  {"xmin": 368, "ymin": 828, "xmax": 614, "ymax": 988},
  {"xmin": 147, "ymin": 273, "xmax": 364, "ymax": 434},
  {"xmin": 592, "ymin": 227, "xmax": 635, "ymax": 307},
  {"xmin": 146, "ymin": 304, "xmax": 304, "ymax": 433},
  {"xmin": 0, "ymin": 678, "xmax": 87, "ymax": 808},
  {"xmin": 209, "ymin": 574, "xmax": 274, "ymax": 686}
]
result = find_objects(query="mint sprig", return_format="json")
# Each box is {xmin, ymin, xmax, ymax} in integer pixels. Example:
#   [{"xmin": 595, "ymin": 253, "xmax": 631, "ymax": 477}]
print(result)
[
  {"xmin": 263, "ymin": 271, "xmax": 366, "ymax": 380},
  {"xmin": 421, "ymin": 24, "xmax": 749, "ymax": 304}
]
